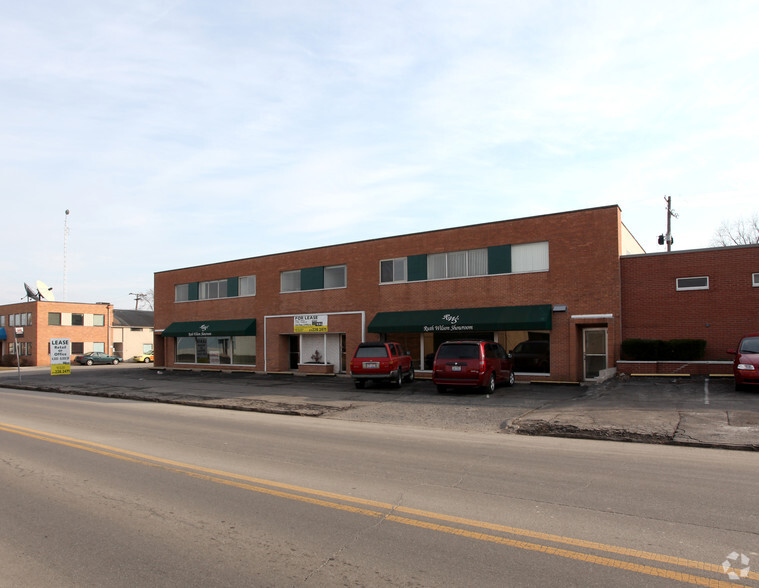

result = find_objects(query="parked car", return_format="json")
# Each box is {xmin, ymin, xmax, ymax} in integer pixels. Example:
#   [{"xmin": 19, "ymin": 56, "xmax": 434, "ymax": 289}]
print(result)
[
  {"xmin": 75, "ymin": 351, "xmax": 122, "ymax": 366},
  {"xmin": 350, "ymin": 342, "xmax": 414, "ymax": 389},
  {"xmin": 133, "ymin": 351, "xmax": 154, "ymax": 363},
  {"xmin": 510, "ymin": 339, "xmax": 550, "ymax": 373},
  {"xmin": 433, "ymin": 340, "xmax": 514, "ymax": 393},
  {"xmin": 727, "ymin": 334, "xmax": 759, "ymax": 391}
]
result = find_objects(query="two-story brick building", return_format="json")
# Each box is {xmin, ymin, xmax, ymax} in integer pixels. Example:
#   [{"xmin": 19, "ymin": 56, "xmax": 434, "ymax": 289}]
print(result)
[
  {"xmin": 154, "ymin": 205, "xmax": 649, "ymax": 382},
  {"xmin": 0, "ymin": 301, "xmax": 115, "ymax": 366}
]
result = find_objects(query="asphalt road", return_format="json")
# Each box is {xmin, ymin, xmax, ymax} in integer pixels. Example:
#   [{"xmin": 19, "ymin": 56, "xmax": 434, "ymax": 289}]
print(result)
[{"xmin": 2, "ymin": 388, "xmax": 757, "ymax": 587}]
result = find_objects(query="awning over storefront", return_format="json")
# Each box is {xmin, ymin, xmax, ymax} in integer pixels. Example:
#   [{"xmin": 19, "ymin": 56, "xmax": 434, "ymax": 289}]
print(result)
[
  {"xmin": 368, "ymin": 304, "xmax": 552, "ymax": 333},
  {"xmin": 161, "ymin": 319, "xmax": 256, "ymax": 338},
  {"xmin": 0, "ymin": 327, "xmax": 6, "ymax": 340}
]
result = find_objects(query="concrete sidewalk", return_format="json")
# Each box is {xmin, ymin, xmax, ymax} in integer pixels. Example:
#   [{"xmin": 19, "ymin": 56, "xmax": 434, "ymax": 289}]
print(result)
[{"xmin": 1, "ymin": 366, "xmax": 757, "ymax": 451}]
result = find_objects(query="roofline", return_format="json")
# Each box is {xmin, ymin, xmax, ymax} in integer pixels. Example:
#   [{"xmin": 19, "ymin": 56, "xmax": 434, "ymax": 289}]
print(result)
[
  {"xmin": 0, "ymin": 300, "xmax": 113, "ymax": 309},
  {"xmin": 621, "ymin": 242, "xmax": 759, "ymax": 258},
  {"xmin": 156, "ymin": 204, "xmax": 623, "ymax": 275}
]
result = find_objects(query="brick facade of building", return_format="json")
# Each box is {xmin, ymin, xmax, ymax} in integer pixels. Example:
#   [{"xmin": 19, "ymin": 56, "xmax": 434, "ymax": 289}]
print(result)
[
  {"xmin": 621, "ymin": 245, "xmax": 759, "ymax": 363},
  {"xmin": 0, "ymin": 301, "xmax": 115, "ymax": 366},
  {"xmin": 154, "ymin": 205, "xmax": 643, "ymax": 382}
]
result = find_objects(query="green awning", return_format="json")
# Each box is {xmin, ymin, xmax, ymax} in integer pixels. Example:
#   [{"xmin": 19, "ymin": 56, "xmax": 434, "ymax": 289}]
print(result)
[
  {"xmin": 161, "ymin": 319, "xmax": 256, "ymax": 338},
  {"xmin": 368, "ymin": 305, "xmax": 552, "ymax": 333}
]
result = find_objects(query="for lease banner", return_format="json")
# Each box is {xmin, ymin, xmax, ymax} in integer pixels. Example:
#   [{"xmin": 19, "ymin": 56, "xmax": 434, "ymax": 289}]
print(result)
[
  {"xmin": 50, "ymin": 338, "xmax": 71, "ymax": 376},
  {"xmin": 294, "ymin": 314, "xmax": 328, "ymax": 333}
]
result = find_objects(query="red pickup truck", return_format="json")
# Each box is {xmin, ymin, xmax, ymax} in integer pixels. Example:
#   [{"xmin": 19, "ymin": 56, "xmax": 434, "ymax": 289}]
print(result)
[{"xmin": 350, "ymin": 342, "xmax": 414, "ymax": 389}]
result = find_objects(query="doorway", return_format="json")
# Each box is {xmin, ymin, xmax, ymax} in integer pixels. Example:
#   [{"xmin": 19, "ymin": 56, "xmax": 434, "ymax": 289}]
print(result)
[
  {"xmin": 583, "ymin": 328, "xmax": 607, "ymax": 380},
  {"xmin": 289, "ymin": 336, "xmax": 300, "ymax": 370}
]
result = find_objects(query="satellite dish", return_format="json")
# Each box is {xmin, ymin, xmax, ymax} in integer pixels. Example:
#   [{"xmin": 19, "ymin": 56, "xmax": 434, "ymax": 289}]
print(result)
[
  {"xmin": 24, "ymin": 282, "xmax": 40, "ymax": 301},
  {"xmin": 36, "ymin": 280, "xmax": 56, "ymax": 301}
]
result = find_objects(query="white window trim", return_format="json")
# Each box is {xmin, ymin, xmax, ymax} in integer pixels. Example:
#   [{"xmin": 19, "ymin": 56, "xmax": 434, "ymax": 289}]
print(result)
[
  {"xmin": 676, "ymin": 276, "xmax": 709, "ymax": 291},
  {"xmin": 753, "ymin": 273, "xmax": 759, "ymax": 287},
  {"xmin": 239, "ymin": 275, "xmax": 256, "ymax": 297},
  {"xmin": 175, "ymin": 283, "xmax": 190, "ymax": 302},
  {"xmin": 324, "ymin": 264, "xmax": 347, "ymax": 290},
  {"xmin": 199, "ymin": 279, "xmax": 228, "ymax": 300},
  {"xmin": 380, "ymin": 258, "xmax": 407, "ymax": 284},
  {"xmin": 280, "ymin": 270, "xmax": 301, "ymax": 293},
  {"xmin": 427, "ymin": 248, "xmax": 489, "ymax": 281}
]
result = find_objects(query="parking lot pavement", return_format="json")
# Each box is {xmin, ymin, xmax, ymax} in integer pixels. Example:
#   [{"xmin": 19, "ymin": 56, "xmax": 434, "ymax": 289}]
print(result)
[{"xmin": 1, "ymin": 366, "xmax": 757, "ymax": 450}]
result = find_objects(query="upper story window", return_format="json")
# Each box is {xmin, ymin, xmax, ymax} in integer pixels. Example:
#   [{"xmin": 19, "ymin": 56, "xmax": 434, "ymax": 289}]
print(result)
[
  {"xmin": 175, "ymin": 275, "xmax": 257, "ymax": 301},
  {"xmin": 239, "ymin": 275, "xmax": 256, "ymax": 296},
  {"xmin": 0, "ymin": 315, "xmax": 4, "ymax": 327},
  {"xmin": 49, "ymin": 312, "xmax": 61, "ymax": 326},
  {"xmin": 380, "ymin": 258, "xmax": 407, "ymax": 283},
  {"xmin": 753, "ymin": 273, "xmax": 759, "ymax": 287},
  {"xmin": 175, "ymin": 284, "xmax": 190, "ymax": 302},
  {"xmin": 676, "ymin": 276, "xmax": 709, "ymax": 291},
  {"xmin": 199, "ymin": 279, "xmax": 227, "ymax": 300},
  {"xmin": 9, "ymin": 312, "xmax": 32, "ymax": 326},
  {"xmin": 281, "ymin": 265, "xmax": 347, "ymax": 293},
  {"xmin": 428, "ymin": 248, "xmax": 487, "ymax": 280},
  {"xmin": 379, "ymin": 241, "xmax": 549, "ymax": 285},
  {"xmin": 93, "ymin": 314, "xmax": 105, "ymax": 327},
  {"xmin": 512, "ymin": 241, "xmax": 549, "ymax": 273},
  {"xmin": 72, "ymin": 313, "xmax": 84, "ymax": 326},
  {"xmin": 324, "ymin": 265, "xmax": 346, "ymax": 289},
  {"xmin": 281, "ymin": 270, "xmax": 301, "ymax": 293}
]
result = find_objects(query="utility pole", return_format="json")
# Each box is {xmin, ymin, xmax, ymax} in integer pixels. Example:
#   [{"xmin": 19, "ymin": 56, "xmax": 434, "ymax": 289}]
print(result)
[
  {"xmin": 129, "ymin": 292, "xmax": 141, "ymax": 310},
  {"xmin": 658, "ymin": 196, "xmax": 678, "ymax": 251}
]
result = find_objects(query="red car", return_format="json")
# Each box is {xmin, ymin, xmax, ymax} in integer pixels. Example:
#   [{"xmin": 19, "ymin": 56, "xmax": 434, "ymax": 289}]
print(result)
[
  {"xmin": 350, "ymin": 342, "xmax": 414, "ymax": 389},
  {"xmin": 727, "ymin": 334, "xmax": 759, "ymax": 391},
  {"xmin": 433, "ymin": 340, "xmax": 515, "ymax": 393}
]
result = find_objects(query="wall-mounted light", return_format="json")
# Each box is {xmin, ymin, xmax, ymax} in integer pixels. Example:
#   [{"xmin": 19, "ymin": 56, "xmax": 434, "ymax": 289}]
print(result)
[{"xmin": 552, "ymin": 304, "xmax": 568, "ymax": 313}]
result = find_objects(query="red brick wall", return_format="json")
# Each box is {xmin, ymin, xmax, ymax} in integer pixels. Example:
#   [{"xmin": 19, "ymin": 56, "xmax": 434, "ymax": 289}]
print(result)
[
  {"xmin": 621, "ymin": 245, "xmax": 759, "ymax": 360},
  {"xmin": 0, "ymin": 301, "xmax": 114, "ymax": 366},
  {"xmin": 154, "ymin": 206, "xmax": 626, "ymax": 380}
]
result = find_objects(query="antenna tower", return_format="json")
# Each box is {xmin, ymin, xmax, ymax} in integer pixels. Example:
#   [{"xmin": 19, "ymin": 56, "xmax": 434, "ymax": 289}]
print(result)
[{"xmin": 63, "ymin": 209, "xmax": 70, "ymax": 301}]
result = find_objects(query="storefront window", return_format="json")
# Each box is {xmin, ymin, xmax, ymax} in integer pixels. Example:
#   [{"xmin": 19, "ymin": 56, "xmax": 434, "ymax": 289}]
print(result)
[
  {"xmin": 508, "ymin": 332, "xmax": 550, "ymax": 374},
  {"xmin": 196, "ymin": 337, "xmax": 231, "ymax": 364},
  {"xmin": 176, "ymin": 336, "xmax": 255, "ymax": 366},
  {"xmin": 233, "ymin": 336, "xmax": 256, "ymax": 365},
  {"xmin": 380, "ymin": 331, "xmax": 550, "ymax": 374},
  {"xmin": 176, "ymin": 337, "xmax": 196, "ymax": 363}
]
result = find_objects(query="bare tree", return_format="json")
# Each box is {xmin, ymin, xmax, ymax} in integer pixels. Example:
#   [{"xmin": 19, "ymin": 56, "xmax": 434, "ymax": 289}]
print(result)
[
  {"xmin": 710, "ymin": 213, "xmax": 759, "ymax": 246},
  {"xmin": 129, "ymin": 289, "xmax": 154, "ymax": 310}
]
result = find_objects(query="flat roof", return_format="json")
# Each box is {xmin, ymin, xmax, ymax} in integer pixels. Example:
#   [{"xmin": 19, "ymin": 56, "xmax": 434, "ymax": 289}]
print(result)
[{"xmin": 155, "ymin": 204, "xmax": 623, "ymax": 275}]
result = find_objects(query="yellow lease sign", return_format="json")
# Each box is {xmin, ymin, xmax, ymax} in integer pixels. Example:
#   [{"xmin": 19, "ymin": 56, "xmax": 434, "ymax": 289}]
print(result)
[{"xmin": 50, "ymin": 338, "xmax": 71, "ymax": 376}]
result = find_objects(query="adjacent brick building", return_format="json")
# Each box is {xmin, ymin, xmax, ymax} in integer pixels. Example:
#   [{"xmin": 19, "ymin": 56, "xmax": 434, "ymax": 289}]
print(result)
[
  {"xmin": 153, "ymin": 205, "xmax": 649, "ymax": 382},
  {"xmin": 0, "ymin": 301, "xmax": 115, "ymax": 366},
  {"xmin": 620, "ymin": 244, "xmax": 759, "ymax": 374}
]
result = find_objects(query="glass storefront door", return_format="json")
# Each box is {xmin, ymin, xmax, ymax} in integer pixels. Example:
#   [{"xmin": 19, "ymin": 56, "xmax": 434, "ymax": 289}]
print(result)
[{"xmin": 583, "ymin": 328, "xmax": 607, "ymax": 380}]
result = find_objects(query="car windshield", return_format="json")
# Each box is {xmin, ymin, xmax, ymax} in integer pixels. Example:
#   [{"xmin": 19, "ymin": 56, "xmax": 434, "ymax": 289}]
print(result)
[
  {"xmin": 437, "ymin": 344, "xmax": 479, "ymax": 360},
  {"xmin": 739, "ymin": 337, "xmax": 759, "ymax": 354},
  {"xmin": 355, "ymin": 346, "xmax": 388, "ymax": 358}
]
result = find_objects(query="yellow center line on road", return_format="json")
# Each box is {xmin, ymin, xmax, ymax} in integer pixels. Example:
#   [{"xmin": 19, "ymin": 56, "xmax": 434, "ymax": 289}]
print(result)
[{"xmin": 1, "ymin": 422, "xmax": 752, "ymax": 587}]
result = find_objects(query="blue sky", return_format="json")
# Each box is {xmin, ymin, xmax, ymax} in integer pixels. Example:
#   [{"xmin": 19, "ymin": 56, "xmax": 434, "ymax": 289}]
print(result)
[{"xmin": 2, "ymin": 1, "xmax": 758, "ymax": 308}]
